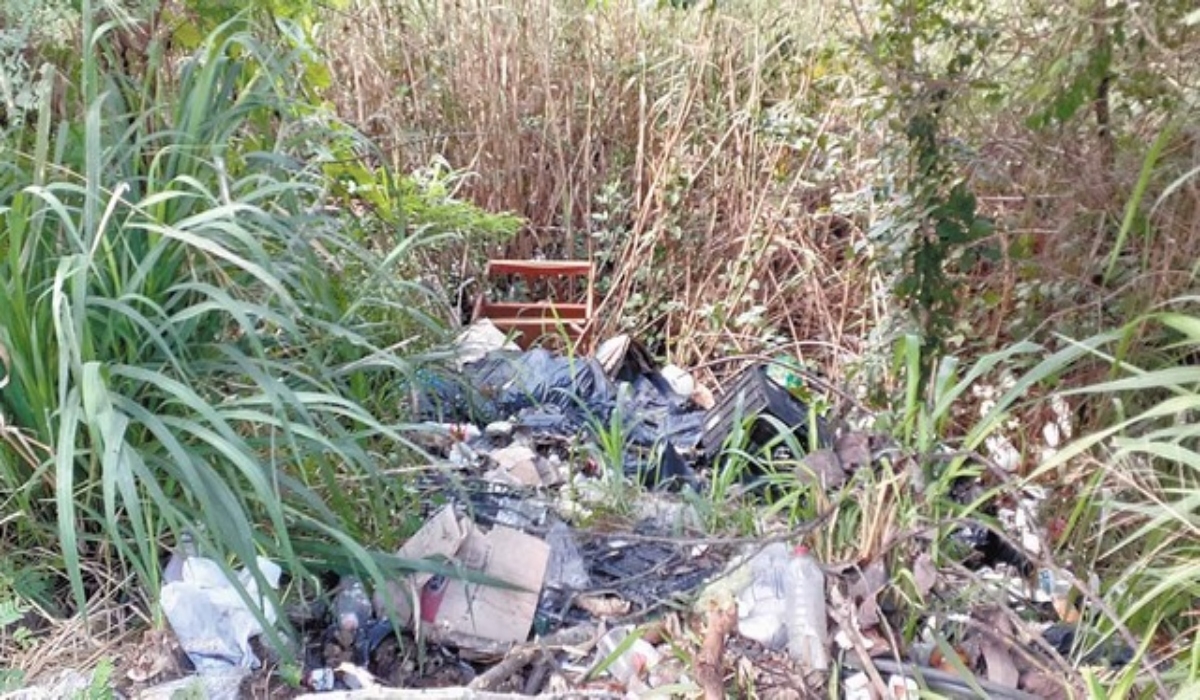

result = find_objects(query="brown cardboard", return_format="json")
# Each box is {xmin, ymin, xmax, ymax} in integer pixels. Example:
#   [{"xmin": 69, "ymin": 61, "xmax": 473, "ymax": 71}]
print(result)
[
  {"xmin": 483, "ymin": 445, "xmax": 543, "ymax": 486},
  {"xmin": 426, "ymin": 524, "xmax": 550, "ymax": 645},
  {"xmin": 372, "ymin": 505, "xmax": 469, "ymax": 625},
  {"xmin": 374, "ymin": 505, "xmax": 550, "ymax": 648}
]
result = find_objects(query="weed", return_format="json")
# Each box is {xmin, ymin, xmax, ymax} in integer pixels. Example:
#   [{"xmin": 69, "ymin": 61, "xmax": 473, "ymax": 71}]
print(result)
[{"xmin": 0, "ymin": 2, "xmax": 482, "ymax": 663}]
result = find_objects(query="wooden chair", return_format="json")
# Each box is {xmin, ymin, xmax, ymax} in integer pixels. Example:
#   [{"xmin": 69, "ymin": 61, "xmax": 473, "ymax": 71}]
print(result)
[{"xmin": 471, "ymin": 259, "xmax": 595, "ymax": 352}]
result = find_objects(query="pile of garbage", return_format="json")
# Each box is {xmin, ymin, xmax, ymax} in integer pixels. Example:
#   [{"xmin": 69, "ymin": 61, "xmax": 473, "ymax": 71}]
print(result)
[
  {"xmin": 119, "ymin": 320, "xmax": 1134, "ymax": 700},
  {"xmin": 405, "ymin": 321, "xmax": 831, "ymax": 490}
]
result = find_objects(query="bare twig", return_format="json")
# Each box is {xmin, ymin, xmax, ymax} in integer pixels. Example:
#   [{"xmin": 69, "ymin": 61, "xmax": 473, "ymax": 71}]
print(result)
[
  {"xmin": 468, "ymin": 623, "xmax": 600, "ymax": 691},
  {"xmin": 694, "ymin": 604, "xmax": 737, "ymax": 700}
]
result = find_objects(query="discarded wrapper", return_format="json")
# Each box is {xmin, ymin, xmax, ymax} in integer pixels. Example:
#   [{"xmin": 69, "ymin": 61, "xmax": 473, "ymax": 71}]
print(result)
[
  {"xmin": 593, "ymin": 625, "xmax": 662, "ymax": 684},
  {"xmin": 160, "ymin": 555, "xmax": 281, "ymax": 673}
]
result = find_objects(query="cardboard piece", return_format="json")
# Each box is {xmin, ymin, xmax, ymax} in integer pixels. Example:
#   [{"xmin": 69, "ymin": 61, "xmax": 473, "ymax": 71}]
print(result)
[
  {"xmin": 429, "ymin": 524, "xmax": 550, "ymax": 645},
  {"xmin": 483, "ymin": 445, "xmax": 543, "ymax": 487},
  {"xmin": 373, "ymin": 506, "xmax": 468, "ymax": 625},
  {"xmin": 373, "ymin": 505, "xmax": 550, "ymax": 648}
]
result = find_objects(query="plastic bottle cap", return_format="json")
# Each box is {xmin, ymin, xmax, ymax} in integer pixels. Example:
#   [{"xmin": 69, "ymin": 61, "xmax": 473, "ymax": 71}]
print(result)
[{"xmin": 793, "ymin": 544, "xmax": 809, "ymax": 556}]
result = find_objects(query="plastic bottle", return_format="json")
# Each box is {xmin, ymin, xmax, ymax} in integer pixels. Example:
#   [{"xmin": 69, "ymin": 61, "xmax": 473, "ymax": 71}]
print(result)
[{"xmin": 785, "ymin": 545, "xmax": 829, "ymax": 672}]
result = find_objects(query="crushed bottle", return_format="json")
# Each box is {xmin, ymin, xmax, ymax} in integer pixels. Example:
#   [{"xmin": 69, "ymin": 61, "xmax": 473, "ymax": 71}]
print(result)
[{"xmin": 785, "ymin": 545, "xmax": 829, "ymax": 672}]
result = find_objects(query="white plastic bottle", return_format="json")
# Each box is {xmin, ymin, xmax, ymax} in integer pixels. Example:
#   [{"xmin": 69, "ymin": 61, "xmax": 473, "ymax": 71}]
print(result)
[{"xmin": 785, "ymin": 544, "xmax": 829, "ymax": 672}]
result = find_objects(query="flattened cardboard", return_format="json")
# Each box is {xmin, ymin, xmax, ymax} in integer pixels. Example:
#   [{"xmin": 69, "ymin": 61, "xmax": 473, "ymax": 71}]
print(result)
[
  {"xmin": 427, "ymin": 524, "xmax": 550, "ymax": 645},
  {"xmin": 373, "ymin": 505, "xmax": 468, "ymax": 625},
  {"xmin": 375, "ymin": 506, "xmax": 550, "ymax": 648},
  {"xmin": 484, "ymin": 445, "xmax": 543, "ymax": 487}
]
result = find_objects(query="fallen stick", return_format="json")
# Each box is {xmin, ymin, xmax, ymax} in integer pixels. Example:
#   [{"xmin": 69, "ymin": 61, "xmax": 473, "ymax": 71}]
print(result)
[
  {"xmin": 694, "ymin": 604, "xmax": 737, "ymax": 700},
  {"xmin": 469, "ymin": 622, "xmax": 600, "ymax": 691},
  {"xmin": 468, "ymin": 646, "xmax": 543, "ymax": 692}
]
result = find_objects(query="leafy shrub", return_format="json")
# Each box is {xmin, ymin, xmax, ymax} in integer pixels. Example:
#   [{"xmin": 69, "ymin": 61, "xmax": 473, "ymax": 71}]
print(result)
[{"xmin": 0, "ymin": 10, "xmax": 453, "ymax": 633}]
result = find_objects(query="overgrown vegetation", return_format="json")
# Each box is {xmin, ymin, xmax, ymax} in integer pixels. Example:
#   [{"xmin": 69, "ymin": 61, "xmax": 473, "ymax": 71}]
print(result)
[
  {"xmin": 2, "ymin": 0, "xmax": 1199, "ymax": 696},
  {"xmin": 0, "ymin": 0, "xmax": 514, "ymax": 671}
]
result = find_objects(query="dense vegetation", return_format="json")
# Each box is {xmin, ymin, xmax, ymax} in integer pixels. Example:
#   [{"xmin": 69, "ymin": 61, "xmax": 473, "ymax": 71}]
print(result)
[{"xmin": 1, "ymin": 0, "xmax": 1197, "ymax": 696}]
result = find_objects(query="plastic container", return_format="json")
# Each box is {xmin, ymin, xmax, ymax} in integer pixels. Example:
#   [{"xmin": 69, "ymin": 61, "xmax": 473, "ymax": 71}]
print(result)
[
  {"xmin": 735, "ymin": 542, "xmax": 792, "ymax": 649},
  {"xmin": 785, "ymin": 545, "xmax": 829, "ymax": 672}
]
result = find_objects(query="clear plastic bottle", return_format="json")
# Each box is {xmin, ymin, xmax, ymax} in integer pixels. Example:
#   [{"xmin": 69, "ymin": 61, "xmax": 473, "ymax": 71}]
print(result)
[{"xmin": 785, "ymin": 544, "xmax": 829, "ymax": 672}]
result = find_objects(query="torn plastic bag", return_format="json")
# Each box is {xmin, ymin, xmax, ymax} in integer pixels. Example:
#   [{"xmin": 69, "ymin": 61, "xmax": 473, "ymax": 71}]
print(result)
[
  {"xmin": 616, "ymin": 371, "xmax": 704, "ymax": 450},
  {"xmin": 406, "ymin": 365, "xmax": 497, "ymax": 424},
  {"xmin": 409, "ymin": 349, "xmax": 616, "ymax": 425},
  {"xmin": 160, "ymin": 556, "xmax": 282, "ymax": 673},
  {"xmin": 625, "ymin": 404, "xmax": 705, "ymax": 455},
  {"xmin": 491, "ymin": 348, "xmax": 616, "ymax": 415}
]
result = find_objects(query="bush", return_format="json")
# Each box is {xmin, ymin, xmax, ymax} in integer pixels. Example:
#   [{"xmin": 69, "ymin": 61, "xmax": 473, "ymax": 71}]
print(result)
[{"xmin": 0, "ymin": 9, "xmax": 465, "ymax": 635}]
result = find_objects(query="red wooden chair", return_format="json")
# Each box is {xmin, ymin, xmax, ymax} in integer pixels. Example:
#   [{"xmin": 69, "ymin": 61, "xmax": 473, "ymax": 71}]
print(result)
[{"xmin": 471, "ymin": 259, "xmax": 595, "ymax": 352}]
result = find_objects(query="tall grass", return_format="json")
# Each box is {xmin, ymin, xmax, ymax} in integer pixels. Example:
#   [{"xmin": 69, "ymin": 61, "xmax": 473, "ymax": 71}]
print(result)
[
  {"xmin": 0, "ymin": 10, "xmax": 447, "ymax": 631},
  {"xmin": 321, "ymin": 0, "xmax": 1200, "ymax": 393},
  {"xmin": 1016, "ymin": 301, "xmax": 1200, "ymax": 696},
  {"xmin": 322, "ymin": 0, "xmax": 878, "ymax": 376}
]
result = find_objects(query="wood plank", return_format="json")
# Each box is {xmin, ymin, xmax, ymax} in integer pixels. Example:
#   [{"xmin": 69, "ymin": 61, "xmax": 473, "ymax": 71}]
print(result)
[
  {"xmin": 485, "ymin": 260, "xmax": 593, "ymax": 276},
  {"xmin": 477, "ymin": 302, "xmax": 590, "ymax": 320}
]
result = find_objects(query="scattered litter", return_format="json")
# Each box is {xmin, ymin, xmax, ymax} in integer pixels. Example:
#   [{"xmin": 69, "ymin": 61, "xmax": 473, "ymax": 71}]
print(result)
[
  {"xmin": 159, "ymin": 551, "xmax": 281, "ymax": 673},
  {"xmin": 592, "ymin": 626, "xmax": 661, "ymax": 685},
  {"xmin": 129, "ymin": 331, "xmax": 1121, "ymax": 698},
  {"xmin": 785, "ymin": 546, "xmax": 829, "ymax": 672},
  {"xmin": 410, "ymin": 333, "xmax": 736, "ymax": 488}
]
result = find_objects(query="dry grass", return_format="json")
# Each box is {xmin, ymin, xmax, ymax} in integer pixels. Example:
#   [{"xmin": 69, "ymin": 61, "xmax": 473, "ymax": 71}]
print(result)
[
  {"xmin": 320, "ymin": 0, "xmax": 1199, "ymax": 395},
  {"xmin": 322, "ymin": 0, "xmax": 881, "ymax": 384},
  {"xmin": 3, "ymin": 581, "xmax": 144, "ymax": 685}
]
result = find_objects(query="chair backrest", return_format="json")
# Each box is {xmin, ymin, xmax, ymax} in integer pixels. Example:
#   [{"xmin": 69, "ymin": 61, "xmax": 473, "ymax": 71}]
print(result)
[{"xmin": 471, "ymin": 259, "xmax": 595, "ymax": 351}]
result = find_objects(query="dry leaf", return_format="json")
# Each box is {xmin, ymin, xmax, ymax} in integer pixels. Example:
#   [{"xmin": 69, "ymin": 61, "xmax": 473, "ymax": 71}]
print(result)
[
  {"xmin": 575, "ymin": 594, "xmax": 632, "ymax": 618},
  {"xmin": 913, "ymin": 551, "xmax": 937, "ymax": 599},
  {"xmin": 834, "ymin": 431, "xmax": 872, "ymax": 470},
  {"xmin": 850, "ymin": 559, "xmax": 889, "ymax": 628},
  {"xmin": 797, "ymin": 449, "xmax": 847, "ymax": 489},
  {"xmin": 979, "ymin": 607, "xmax": 1019, "ymax": 688}
]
